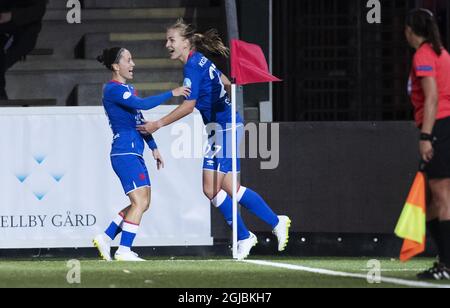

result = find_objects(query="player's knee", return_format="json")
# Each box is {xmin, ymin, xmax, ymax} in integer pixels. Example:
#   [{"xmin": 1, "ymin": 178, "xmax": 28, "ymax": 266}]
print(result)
[
  {"xmin": 220, "ymin": 181, "xmax": 230, "ymax": 195},
  {"xmin": 142, "ymin": 202, "xmax": 150, "ymax": 212},
  {"xmin": 203, "ymin": 186, "xmax": 217, "ymax": 201},
  {"xmin": 204, "ymin": 182, "xmax": 224, "ymax": 200},
  {"xmin": 203, "ymin": 189, "xmax": 215, "ymax": 201},
  {"xmin": 222, "ymin": 186, "xmax": 232, "ymax": 196},
  {"xmin": 143, "ymin": 196, "xmax": 151, "ymax": 212},
  {"xmin": 132, "ymin": 199, "xmax": 150, "ymax": 213}
]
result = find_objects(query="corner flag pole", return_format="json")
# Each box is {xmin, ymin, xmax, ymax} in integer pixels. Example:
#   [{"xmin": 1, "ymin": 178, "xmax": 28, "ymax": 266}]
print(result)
[
  {"xmin": 231, "ymin": 81, "xmax": 238, "ymax": 260},
  {"xmin": 230, "ymin": 39, "xmax": 282, "ymax": 260}
]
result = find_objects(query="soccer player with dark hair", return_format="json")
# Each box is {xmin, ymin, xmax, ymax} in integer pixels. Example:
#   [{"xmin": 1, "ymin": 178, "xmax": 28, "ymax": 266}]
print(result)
[
  {"xmin": 93, "ymin": 47, "xmax": 190, "ymax": 261},
  {"xmin": 137, "ymin": 19, "xmax": 291, "ymax": 260},
  {"xmin": 405, "ymin": 9, "xmax": 450, "ymax": 280}
]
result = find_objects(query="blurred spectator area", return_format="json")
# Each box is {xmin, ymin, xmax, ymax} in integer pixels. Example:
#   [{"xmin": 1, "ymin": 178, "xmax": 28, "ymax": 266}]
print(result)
[
  {"xmin": 272, "ymin": 0, "xmax": 450, "ymax": 122},
  {"xmin": 4, "ymin": 0, "xmax": 224, "ymax": 107}
]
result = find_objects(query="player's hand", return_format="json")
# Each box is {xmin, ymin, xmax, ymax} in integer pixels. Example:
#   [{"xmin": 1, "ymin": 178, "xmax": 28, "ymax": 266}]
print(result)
[
  {"xmin": 0, "ymin": 12, "xmax": 12, "ymax": 24},
  {"xmin": 137, "ymin": 121, "xmax": 150, "ymax": 136},
  {"xmin": 153, "ymin": 149, "xmax": 165, "ymax": 170},
  {"xmin": 172, "ymin": 86, "xmax": 191, "ymax": 98},
  {"xmin": 137, "ymin": 120, "xmax": 162, "ymax": 135},
  {"xmin": 420, "ymin": 140, "xmax": 434, "ymax": 163}
]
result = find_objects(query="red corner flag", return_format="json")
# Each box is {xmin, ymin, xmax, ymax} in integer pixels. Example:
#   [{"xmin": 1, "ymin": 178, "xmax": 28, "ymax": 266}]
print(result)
[{"xmin": 231, "ymin": 39, "xmax": 281, "ymax": 85}]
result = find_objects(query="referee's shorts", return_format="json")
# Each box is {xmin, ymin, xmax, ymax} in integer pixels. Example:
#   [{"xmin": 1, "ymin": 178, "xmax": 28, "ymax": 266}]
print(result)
[{"xmin": 425, "ymin": 116, "xmax": 450, "ymax": 179}]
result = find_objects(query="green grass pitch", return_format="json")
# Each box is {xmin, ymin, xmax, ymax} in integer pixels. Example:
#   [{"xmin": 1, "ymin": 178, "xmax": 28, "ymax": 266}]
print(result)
[{"xmin": 0, "ymin": 257, "xmax": 449, "ymax": 288}]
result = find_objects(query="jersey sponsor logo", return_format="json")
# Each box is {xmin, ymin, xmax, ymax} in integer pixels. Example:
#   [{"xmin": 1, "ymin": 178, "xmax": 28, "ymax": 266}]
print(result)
[
  {"xmin": 183, "ymin": 78, "xmax": 192, "ymax": 88},
  {"xmin": 15, "ymin": 154, "xmax": 66, "ymax": 202},
  {"xmin": 199, "ymin": 56, "xmax": 208, "ymax": 67},
  {"xmin": 123, "ymin": 92, "xmax": 132, "ymax": 100},
  {"xmin": 135, "ymin": 113, "xmax": 145, "ymax": 125},
  {"xmin": 417, "ymin": 65, "xmax": 433, "ymax": 72}
]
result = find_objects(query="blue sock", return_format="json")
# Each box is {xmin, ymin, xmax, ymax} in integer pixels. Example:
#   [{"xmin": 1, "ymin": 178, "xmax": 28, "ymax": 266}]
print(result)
[
  {"xmin": 119, "ymin": 221, "xmax": 139, "ymax": 251},
  {"xmin": 104, "ymin": 214, "xmax": 124, "ymax": 240},
  {"xmin": 238, "ymin": 187, "xmax": 279, "ymax": 229},
  {"xmin": 213, "ymin": 190, "xmax": 250, "ymax": 241}
]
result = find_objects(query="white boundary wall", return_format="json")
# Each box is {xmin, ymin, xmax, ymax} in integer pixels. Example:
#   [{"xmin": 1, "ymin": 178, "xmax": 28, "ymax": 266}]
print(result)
[{"xmin": 0, "ymin": 106, "xmax": 212, "ymax": 249}]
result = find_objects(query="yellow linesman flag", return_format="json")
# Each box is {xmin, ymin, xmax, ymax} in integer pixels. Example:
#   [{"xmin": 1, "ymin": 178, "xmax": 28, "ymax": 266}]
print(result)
[{"xmin": 394, "ymin": 171, "xmax": 426, "ymax": 262}]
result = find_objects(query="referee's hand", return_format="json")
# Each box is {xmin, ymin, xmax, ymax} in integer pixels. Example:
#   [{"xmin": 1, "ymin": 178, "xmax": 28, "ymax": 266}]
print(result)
[{"xmin": 420, "ymin": 140, "xmax": 434, "ymax": 163}]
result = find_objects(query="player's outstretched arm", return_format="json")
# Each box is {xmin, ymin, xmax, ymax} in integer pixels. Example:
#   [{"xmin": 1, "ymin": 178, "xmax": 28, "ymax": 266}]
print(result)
[
  {"xmin": 115, "ymin": 86, "xmax": 190, "ymax": 110},
  {"xmin": 136, "ymin": 100, "xmax": 196, "ymax": 135}
]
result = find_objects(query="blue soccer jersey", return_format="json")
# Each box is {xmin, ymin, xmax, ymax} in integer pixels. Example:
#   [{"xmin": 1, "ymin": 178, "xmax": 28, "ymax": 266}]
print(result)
[
  {"xmin": 183, "ymin": 52, "xmax": 244, "ymax": 174},
  {"xmin": 183, "ymin": 52, "xmax": 243, "ymax": 128},
  {"xmin": 103, "ymin": 80, "xmax": 173, "ymax": 156}
]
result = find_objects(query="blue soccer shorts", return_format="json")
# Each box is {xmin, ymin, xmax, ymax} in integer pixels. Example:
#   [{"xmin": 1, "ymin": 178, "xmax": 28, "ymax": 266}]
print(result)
[
  {"xmin": 203, "ymin": 125, "xmax": 244, "ymax": 174},
  {"xmin": 111, "ymin": 154, "xmax": 151, "ymax": 195}
]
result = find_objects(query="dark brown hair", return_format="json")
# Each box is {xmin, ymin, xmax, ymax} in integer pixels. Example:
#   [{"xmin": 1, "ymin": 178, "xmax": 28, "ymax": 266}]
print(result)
[
  {"xmin": 97, "ymin": 47, "xmax": 125, "ymax": 70},
  {"xmin": 168, "ymin": 18, "xmax": 229, "ymax": 58},
  {"xmin": 406, "ymin": 9, "xmax": 443, "ymax": 56}
]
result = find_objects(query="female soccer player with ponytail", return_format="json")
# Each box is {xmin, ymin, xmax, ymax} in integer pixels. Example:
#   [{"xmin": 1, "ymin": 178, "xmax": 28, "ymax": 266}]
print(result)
[
  {"xmin": 93, "ymin": 47, "xmax": 190, "ymax": 261},
  {"xmin": 406, "ymin": 9, "xmax": 450, "ymax": 280},
  {"xmin": 137, "ymin": 19, "xmax": 291, "ymax": 260}
]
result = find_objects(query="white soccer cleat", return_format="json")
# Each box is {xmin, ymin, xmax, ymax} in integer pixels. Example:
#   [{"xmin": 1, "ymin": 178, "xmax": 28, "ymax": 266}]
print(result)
[
  {"xmin": 273, "ymin": 216, "xmax": 292, "ymax": 252},
  {"xmin": 236, "ymin": 232, "xmax": 258, "ymax": 260},
  {"xmin": 93, "ymin": 234, "xmax": 112, "ymax": 261},
  {"xmin": 114, "ymin": 250, "xmax": 146, "ymax": 262}
]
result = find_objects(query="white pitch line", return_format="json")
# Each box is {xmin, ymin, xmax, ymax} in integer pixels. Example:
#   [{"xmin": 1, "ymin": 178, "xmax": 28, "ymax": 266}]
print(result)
[
  {"xmin": 357, "ymin": 269, "xmax": 428, "ymax": 272},
  {"xmin": 166, "ymin": 259, "xmax": 234, "ymax": 262},
  {"xmin": 243, "ymin": 260, "xmax": 450, "ymax": 289}
]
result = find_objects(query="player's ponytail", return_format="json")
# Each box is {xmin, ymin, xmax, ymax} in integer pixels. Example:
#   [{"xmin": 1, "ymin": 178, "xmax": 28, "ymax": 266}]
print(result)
[
  {"xmin": 406, "ymin": 9, "xmax": 443, "ymax": 56},
  {"xmin": 97, "ymin": 47, "xmax": 125, "ymax": 70},
  {"xmin": 427, "ymin": 17, "xmax": 443, "ymax": 56},
  {"xmin": 168, "ymin": 18, "xmax": 229, "ymax": 58},
  {"xmin": 192, "ymin": 30, "xmax": 230, "ymax": 58}
]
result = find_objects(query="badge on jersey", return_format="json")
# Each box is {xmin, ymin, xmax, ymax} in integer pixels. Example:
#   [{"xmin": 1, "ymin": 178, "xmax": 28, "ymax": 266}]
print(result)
[
  {"xmin": 183, "ymin": 78, "xmax": 192, "ymax": 88},
  {"xmin": 123, "ymin": 92, "xmax": 132, "ymax": 100},
  {"xmin": 417, "ymin": 65, "xmax": 433, "ymax": 72}
]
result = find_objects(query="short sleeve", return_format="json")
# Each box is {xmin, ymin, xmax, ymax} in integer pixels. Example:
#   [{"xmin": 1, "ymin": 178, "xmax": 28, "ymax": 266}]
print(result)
[{"xmin": 413, "ymin": 47, "xmax": 437, "ymax": 78}]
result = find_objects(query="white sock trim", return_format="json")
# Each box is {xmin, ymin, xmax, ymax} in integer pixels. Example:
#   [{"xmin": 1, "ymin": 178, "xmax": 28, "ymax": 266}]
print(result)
[
  {"xmin": 212, "ymin": 190, "xmax": 228, "ymax": 208},
  {"xmin": 237, "ymin": 186, "xmax": 247, "ymax": 202},
  {"xmin": 113, "ymin": 214, "xmax": 124, "ymax": 226},
  {"xmin": 122, "ymin": 221, "xmax": 139, "ymax": 234}
]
